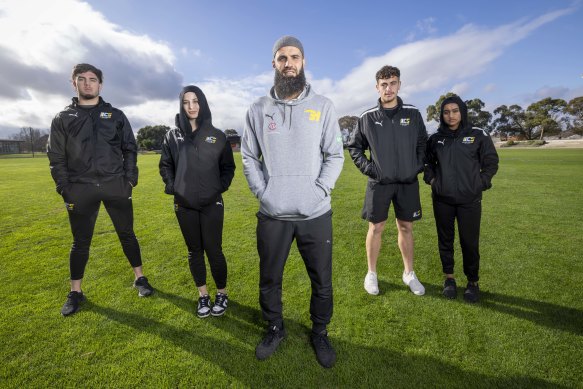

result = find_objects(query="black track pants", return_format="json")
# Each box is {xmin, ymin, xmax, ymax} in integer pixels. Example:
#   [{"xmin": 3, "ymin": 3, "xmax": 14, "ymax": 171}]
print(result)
[
  {"xmin": 63, "ymin": 178, "xmax": 142, "ymax": 280},
  {"xmin": 175, "ymin": 200, "xmax": 227, "ymax": 289},
  {"xmin": 256, "ymin": 210, "xmax": 333, "ymax": 328},
  {"xmin": 432, "ymin": 198, "xmax": 481, "ymax": 282}
]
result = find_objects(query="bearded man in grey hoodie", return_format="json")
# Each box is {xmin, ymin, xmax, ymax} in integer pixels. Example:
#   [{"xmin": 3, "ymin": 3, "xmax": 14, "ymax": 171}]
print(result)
[{"xmin": 241, "ymin": 35, "xmax": 344, "ymax": 368}]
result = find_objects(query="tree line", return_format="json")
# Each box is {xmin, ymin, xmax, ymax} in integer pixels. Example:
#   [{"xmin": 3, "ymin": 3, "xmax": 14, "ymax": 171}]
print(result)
[
  {"xmin": 338, "ymin": 95, "xmax": 583, "ymax": 141},
  {"xmin": 7, "ymin": 95, "xmax": 582, "ymax": 153}
]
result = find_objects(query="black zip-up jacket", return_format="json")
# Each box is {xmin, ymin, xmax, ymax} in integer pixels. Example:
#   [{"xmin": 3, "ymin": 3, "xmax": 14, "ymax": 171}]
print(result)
[
  {"xmin": 159, "ymin": 86, "xmax": 235, "ymax": 210},
  {"xmin": 47, "ymin": 97, "xmax": 138, "ymax": 194},
  {"xmin": 348, "ymin": 97, "xmax": 427, "ymax": 184},
  {"xmin": 424, "ymin": 96, "xmax": 499, "ymax": 205}
]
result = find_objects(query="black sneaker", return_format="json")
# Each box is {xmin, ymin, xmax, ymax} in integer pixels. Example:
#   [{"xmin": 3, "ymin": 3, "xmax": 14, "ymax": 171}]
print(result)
[
  {"xmin": 255, "ymin": 325, "xmax": 286, "ymax": 360},
  {"xmin": 133, "ymin": 276, "xmax": 154, "ymax": 297},
  {"xmin": 211, "ymin": 292, "xmax": 228, "ymax": 316},
  {"xmin": 311, "ymin": 330, "xmax": 336, "ymax": 368},
  {"xmin": 61, "ymin": 291, "xmax": 86, "ymax": 316},
  {"xmin": 464, "ymin": 282, "xmax": 480, "ymax": 303},
  {"xmin": 197, "ymin": 295, "xmax": 212, "ymax": 318},
  {"xmin": 443, "ymin": 278, "xmax": 457, "ymax": 299}
]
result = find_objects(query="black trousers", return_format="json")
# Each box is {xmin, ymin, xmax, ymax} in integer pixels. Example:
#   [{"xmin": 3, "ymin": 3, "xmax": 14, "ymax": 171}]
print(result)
[
  {"xmin": 63, "ymin": 178, "xmax": 142, "ymax": 280},
  {"xmin": 256, "ymin": 210, "xmax": 333, "ymax": 328},
  {"xmin": 432, "ymin": 197, "xmax": 482, "ymax": 282},
  {"xmin": 175, "ymin": 200, "xmax": 227, "ymax": 289}
]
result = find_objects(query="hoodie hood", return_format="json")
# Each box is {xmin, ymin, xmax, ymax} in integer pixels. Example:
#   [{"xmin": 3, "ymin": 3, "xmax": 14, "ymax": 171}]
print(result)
[
  {"xmin": 177, "ymin": 85, "xmax": 212, "ymax": 133},
  {"xmin": 439, "ymin": 94, "xmax": 469, "ymax": 133}
]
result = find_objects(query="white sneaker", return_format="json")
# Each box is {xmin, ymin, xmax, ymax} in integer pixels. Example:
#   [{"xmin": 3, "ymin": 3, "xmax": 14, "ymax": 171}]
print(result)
[
  {"xmin": 364, "ymin": 271, "xmax": 379, "ymax": 295},
  {"xmin": 402, "ymin": 271, "xmax": 425, "ymax": 296}
]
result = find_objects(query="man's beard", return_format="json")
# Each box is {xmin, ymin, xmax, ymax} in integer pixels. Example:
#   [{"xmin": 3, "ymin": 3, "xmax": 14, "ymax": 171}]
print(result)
[
  {"xmin": 79, "ymin": 92, "xmax": 98, "ymax": 101},
  {"xmin": 274, "ymin": 68, "xmax": 306, "ymax": 99}
]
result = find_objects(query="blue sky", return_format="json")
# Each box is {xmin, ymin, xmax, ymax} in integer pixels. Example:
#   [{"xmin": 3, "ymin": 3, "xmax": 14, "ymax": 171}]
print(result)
[{"xmin": 0, "ymin": 0, "xmax": 582, "ymax": 137}]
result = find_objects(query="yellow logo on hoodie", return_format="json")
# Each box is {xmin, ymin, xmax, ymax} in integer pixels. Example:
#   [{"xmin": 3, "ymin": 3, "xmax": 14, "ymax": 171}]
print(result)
[{"xmin": 305, "ymin": 109, "xmax": 321, "ymax": 122}]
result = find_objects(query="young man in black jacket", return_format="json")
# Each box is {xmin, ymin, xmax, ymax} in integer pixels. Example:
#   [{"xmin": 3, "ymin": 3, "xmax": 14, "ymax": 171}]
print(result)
[
  {"xmin": 424, "ymin": 95, "xmax": 499, "ymax": 302},
  {"xmin": 348, "ymin": 66, "xmax": 427, "ymax": 297},
  {"xmin": 48, "ymin": 63, "xmax": 154, "ymax": 317}
]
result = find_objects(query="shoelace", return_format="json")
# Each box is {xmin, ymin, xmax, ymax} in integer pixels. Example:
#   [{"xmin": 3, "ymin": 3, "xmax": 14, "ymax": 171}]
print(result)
[
  {"xmin": 263, "ymin": 326, "xmax": 281, "ymax": 343},
  {"xmin": 215, "ymin": 294, "xmax": 227, "ymax": 307},
  {"xmin": 199, "ymin": 296, "xmax": 211, "ymax": 308},
  {"xmin": 314, "ymin": 333, "xmax": 330, "ymax": 349}
]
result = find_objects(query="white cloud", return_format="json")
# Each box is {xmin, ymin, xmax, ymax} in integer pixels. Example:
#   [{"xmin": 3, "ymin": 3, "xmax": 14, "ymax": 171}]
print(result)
[
  {"xmin": 180, "ymin": 47, "xmax": 202, "ymax": 58},
  {"xmin": 405, "ymin": 17, "xmax": 438, "ymax": 42},
  {"xmin": 313, "ymin": 7, "xmax": 574, "ymax": 117},
  {"xmin": 484, "ymin": 83, "xmax": 496, "ymax": 92},
  {"xmin": 0, "ymin": 0, "xmax": 182, "ymax": 135},
  {"xmin": 0, "ymin": 1, "xmax": 575, "ymax": 138},
  {"xmin": 451, "ymin": 82, "xmax": 470, "ymax": 96}
]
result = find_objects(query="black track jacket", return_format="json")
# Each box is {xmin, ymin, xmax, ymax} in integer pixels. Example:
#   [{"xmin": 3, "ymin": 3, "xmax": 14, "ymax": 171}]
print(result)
[
  {"xmin": 348, "ymin": 97, "xmax": 427, "ymax": 184},
  {"xmin": 47, "ymin": 97, "xmax": 138, "ymax": 194},
  {"xmin": 159, "ymin": 86, "xmax": 235, "ymax": 210}
]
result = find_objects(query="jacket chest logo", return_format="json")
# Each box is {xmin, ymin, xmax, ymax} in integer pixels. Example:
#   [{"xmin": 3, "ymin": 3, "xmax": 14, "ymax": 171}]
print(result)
[
  {"xmin": 99, "ymin": 112, "xmax": 112, "ymax": 119},
  {"xmin": 399, "ymin": 118, "xmax": 410, "ymax": 126},
  {"xmin": 205, "ymin": 136, "xmax": 217, "ymax": 144},
  {"xmin": 304, "ymin": 109, "xmax": 321, "ymax": 122},
  {"xmin": 462, "ymin": 137, "xmax": 475, "ymax": 144}
]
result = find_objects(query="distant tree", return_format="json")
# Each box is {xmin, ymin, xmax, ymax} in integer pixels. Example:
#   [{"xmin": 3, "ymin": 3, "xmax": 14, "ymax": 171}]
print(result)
[
  {"xmin": 466, "ymin": 98, "xmax": 493, "ymax": 132},
  {"xmin": 224, "ymin": 129, "xmax": 239, "ymax": 137},
  {"xmin": 565, "ymin": 96, "xmax": 583, "ymax": 135},
  {"xmin": 526, "ymin": 97, "xmax": 567, "ymax": 139},
  {"xmin": 338, "ymin": 115, "xmax": 358, "ymax": 146},
  {"xmin": 338, "ymin": 115, "xmax": 358, "ymax": 132},
  {"xmin": 11, "ymin": 127, "xmax": 48, "ymax": 156},
  {"xmin": 492, "ymin": 104, "xmax": 534, "ymax": 140},
  {"xmin": 136, "ymin": 125, "xmax": 169, "ymax": 150}
]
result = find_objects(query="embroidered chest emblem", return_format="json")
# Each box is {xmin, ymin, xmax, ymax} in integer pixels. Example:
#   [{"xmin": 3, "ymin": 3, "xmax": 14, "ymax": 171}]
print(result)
[
  {"xmin": 400, "ymin": 118, "xmax": 410, "ymax": 126},
  {"xmin": 100, "ymin": 112, "xmax": 112, "ymax": 119},
  {"xmin": 462, "ymin": 137, "xmax": 475, "ymax": 144},
  {"xmin": 205, "ymin": 136, "xmax": 217, "ymax": 144},
  {"xmin": 305, "ymin": 109, "xmax": 321, "ymax": 122}
]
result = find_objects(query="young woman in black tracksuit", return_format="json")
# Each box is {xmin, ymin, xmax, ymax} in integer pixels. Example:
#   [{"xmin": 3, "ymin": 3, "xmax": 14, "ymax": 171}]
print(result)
[
  {"xmin": 160, "ymin": 85, "xmax": 235, "ymax": 317},
  {"xmin": 424, "ymin": 95, "xmax": 498, "ymax": 302}
]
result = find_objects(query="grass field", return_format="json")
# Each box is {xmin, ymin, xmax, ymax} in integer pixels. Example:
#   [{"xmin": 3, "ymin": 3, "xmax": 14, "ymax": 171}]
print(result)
[{"xmin": 1, "ymin": 149, "xmax": 582, "ymax": 388}]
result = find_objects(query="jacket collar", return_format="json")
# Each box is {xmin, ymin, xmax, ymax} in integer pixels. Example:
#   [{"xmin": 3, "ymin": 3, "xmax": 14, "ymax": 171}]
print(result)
[{"xmin": 376, "ymin": 96, "xmax": 403, "ymax": 112}]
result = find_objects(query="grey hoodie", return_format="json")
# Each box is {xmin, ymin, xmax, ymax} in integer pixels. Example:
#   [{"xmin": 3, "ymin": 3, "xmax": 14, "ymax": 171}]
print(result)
[{"xmin": 242, "ymin": 84, "xmax": 344, "ymax": 220}]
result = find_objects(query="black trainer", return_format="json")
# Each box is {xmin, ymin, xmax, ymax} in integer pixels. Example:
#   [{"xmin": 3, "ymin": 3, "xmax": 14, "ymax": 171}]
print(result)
[
  {"xmin": 255, "ymin": 325, "xmax": 286, "ymax": 360},
  {"xmin": 61, "ymin": 291, "xmax": 86, "ymax": 316},
  {"xmin": 133, "ymin": 276, "xmax": 154, "ymax": 297},
  {"xmin": 443, "ymin": 278, "xmax": 457, "ymax": 299},
  {"xmin": 211, "ymin": 292, "xmax": 228, "ymax": 316},
  {"xmin": 311, "ymin": 330, "xmax": 337, "ymax": 368},
  {"xmin": 464, "ymin": 282, "xmax": 480, "ymax": 303},
  {"xmin": 197, "ymin": 295, "xmax": 212, "ymax": 318}
]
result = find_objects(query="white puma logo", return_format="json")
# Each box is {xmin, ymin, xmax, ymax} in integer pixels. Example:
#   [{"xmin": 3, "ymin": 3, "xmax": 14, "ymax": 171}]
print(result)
[
  {"xmin": 68, "ymin": 112, "xmax": 78, "ymax": 117},
  {"xmin": 374, "ymin": 121, "xmax": 383, "ymax": 126},
  {"xmin": 438, "ymin": 139, "xmax": 445, "ymax": 146}
]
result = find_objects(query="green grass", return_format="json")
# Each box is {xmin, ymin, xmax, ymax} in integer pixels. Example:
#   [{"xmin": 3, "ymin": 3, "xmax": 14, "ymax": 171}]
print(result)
[{"xmin": 1, "ymin": 149, "xmax": 582, "ymax": 388}]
